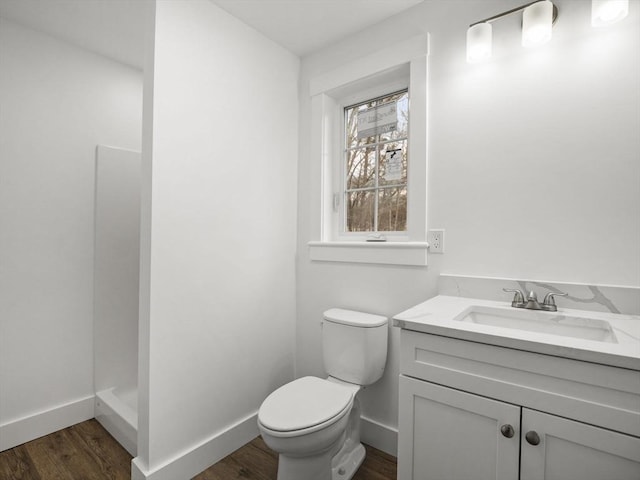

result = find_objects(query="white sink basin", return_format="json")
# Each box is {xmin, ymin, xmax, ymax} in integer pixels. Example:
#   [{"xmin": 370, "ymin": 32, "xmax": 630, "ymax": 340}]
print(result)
[
  {"xmin": 454, "ymin": 305, "xmax": 617, "ymax": 343},
  {"xmin": 393, "ymin": 295, "xmax": 640, "ymax": 369}
]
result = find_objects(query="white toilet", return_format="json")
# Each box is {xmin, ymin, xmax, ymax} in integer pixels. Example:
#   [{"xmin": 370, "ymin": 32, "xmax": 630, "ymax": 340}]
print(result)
[{"xmin": 258, "ymin": 308, "xmax": 388, "ymax": 480}]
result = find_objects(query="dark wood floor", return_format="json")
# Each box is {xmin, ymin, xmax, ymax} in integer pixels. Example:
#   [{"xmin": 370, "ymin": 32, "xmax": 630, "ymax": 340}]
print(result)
[
  {"xmin": 0, "ymin": 419, "xmax": 397, "ymax": 480},
  {"xmin": 0, "ymin": 420, "xmax": 131, "ymax": 480}
]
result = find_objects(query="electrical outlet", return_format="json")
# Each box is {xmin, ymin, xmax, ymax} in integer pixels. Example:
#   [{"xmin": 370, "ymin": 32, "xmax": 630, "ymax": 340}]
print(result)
[{"xmin": 428, "ymin": 229, "xmax": 445, "ymax": 253}]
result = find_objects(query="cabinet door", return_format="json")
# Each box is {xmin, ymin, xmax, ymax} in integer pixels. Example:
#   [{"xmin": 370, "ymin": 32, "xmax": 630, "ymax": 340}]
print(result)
[
  {"xmin": 521, "ymin": 408, "xmax": 640, "ymax": 480},
  {"xmin": 398, "ymin": 375, "xmax": 520, "ymax": 480}
]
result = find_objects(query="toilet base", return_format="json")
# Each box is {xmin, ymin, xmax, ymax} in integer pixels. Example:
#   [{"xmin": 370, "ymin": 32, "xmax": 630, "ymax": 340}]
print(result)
[
  {"xmin": 330, "ymin": 394, "xmax": 365, "ymax": 480},
  {"xmin": 275, "ymin": 440, "xmax": 365, "ymax": 480},
  {"xmin": 276, "ymin": 448, "xmax": 337, "ymax": 480},
  {"xmin": 331, "ymin": 442, "xmax": 365, "ymax": 480}
]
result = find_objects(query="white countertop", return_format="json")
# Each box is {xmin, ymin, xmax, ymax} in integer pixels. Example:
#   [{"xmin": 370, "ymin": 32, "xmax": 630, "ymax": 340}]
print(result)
[{"xmin": 393, "ymin": 295, "xmax": 640, "ymax": 370}]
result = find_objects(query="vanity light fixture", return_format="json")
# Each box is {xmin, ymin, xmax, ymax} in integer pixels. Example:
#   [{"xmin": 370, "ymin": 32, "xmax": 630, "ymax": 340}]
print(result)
[
  {"xmin": 466, "ymin": 22, "xmax": 492, "ymax": 63},
  {"xmin": 522, "ymin": 0, "xmax": 555, "ymax": 47},
  {"xmin": 466, "ymin": 0, "xmax": 558, "ymax": 63},
  {"xmin": 592, "ymin": 0, "xmax": 629, "ymax": 27}
]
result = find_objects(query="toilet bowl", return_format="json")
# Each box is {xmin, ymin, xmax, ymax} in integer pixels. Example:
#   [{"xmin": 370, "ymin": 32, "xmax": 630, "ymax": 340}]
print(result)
[
  {"xmin": 258, "ymin": 308, "xmax": 388, "ymax": 480},
  {"xmin": 258, "ymin": 376, "xmax": 363, "ymax": 480}
]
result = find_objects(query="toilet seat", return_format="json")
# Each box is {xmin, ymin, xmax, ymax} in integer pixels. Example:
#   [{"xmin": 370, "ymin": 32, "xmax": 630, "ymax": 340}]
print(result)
[{"xmin": 258, "ymin": 377, "xmax": 355, "ymax": 437}]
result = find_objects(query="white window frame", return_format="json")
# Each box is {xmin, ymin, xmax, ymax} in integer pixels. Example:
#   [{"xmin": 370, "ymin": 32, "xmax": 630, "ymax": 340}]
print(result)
[{"xmin": 307, "ymin": 34, "xmax": 429, "ymax": 266}]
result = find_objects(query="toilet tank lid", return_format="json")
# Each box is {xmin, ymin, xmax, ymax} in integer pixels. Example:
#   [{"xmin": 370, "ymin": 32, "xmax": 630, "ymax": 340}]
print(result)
[{"xmin": 323, "ymin": 308, "xmax": 388, "ymax": 328}]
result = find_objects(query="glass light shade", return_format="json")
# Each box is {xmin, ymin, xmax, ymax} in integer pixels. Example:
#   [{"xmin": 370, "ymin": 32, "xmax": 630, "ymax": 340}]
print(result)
[
  {"xmin": 466, "ymin": 23, "xmax": 492, "ymax": 63},
  {"xmin": 522, "ymin": 1, "xmax": 554, "ymax": 48},
  {"xmin": 592, "ymin": 0, "xmax": 629, "ymax": 26}
]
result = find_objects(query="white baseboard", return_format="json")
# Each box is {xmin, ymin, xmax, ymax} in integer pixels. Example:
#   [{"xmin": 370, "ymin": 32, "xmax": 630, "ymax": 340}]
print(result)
[
  {"xmin": 0, "ymin": 395, "xmax": 95, "ymax": 451},
  {"xmin": 361, "ymin": 416, "xmax": 398, "ymax": 457},
  {"xmin": 131, "ymin": 412, "xmax": 259, "ymax": 480}
]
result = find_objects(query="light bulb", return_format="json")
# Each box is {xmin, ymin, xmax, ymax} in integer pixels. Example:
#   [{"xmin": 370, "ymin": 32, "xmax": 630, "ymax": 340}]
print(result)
[
  {"xmin": 522, "ymin": 1, "xmax": 554, "ymax": 48},
  {"xmin": 592, "ymin": 0, "xmax": 629, "ymax": 26},
  {"xmin": 467, "ymin": 23, "xmax": 492, "ymax": 63}
]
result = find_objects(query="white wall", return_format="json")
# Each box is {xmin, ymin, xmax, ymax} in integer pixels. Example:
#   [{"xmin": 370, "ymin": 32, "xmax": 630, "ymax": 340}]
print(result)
[
  {"xmin": 297, "ymin": 0, "xmax": 640, "ymax": 449},
  {"xmin": 0, "ymin": 18, "xmax": 143, "ymax": 450},
  {"xmin": 135, "ymin": 1, "xmax": 299, "ymax": 476},
  {"xmin": 428, "ymin": 0, "xmax": 640, "ymax": 286}
]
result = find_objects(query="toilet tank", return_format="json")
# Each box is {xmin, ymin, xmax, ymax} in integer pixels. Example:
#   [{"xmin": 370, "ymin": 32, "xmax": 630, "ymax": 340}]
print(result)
[{"xmin": 322, "ymin": 308, "xmax": 388, "ymax": 386}]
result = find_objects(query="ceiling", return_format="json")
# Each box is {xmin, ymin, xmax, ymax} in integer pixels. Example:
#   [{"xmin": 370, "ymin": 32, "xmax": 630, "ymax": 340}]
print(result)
[
  {"xmin": 0, "ymin": 0, "xmax": 424, "ymax": 68},
  {"xmin": 209, "ymin": 0, "xmax": 424, "ymax": 57},
  {"xmin": 0, "ymin": 0, "xmax": 147, "ymax": 69}
]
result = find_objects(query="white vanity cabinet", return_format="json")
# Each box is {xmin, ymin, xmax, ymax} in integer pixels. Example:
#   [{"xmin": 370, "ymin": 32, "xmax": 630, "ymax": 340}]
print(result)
[
  {"xmin": 397, "ymin": 329, "xmax": 640, "ymax": 480},
  {"xmin": 399, "ymin": 375, "xmax": 520, "ymax": 480},
  {"xmin": 520, "ymin": 409, "xmax": 640, "ymax": 480}
]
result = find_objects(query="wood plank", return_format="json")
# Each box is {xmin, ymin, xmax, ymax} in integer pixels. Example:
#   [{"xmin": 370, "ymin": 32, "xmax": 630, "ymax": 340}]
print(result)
[
  {"xmin": 21, "ymin": 434, "xmax": 73, "ymax": 480},
  {"xmin": 192, "ymin": 454, "xmax": 260, "ymax": 480},
  {"xmin": 0, "ymin": 447, "xmax": 43, "ymax": 480},
  {"xmin": 38, "ymin": 427, "xmax": 104, "ymax": 480},
  {"xmin": 70, "ymin": 420, "xmax": 131, "ymax": 479}
]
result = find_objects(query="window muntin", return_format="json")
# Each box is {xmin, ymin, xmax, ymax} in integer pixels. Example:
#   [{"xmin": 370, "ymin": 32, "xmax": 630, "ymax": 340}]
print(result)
[{"xmin": 344, "ymin": 90, "xmax": 408, "ymax": 233}]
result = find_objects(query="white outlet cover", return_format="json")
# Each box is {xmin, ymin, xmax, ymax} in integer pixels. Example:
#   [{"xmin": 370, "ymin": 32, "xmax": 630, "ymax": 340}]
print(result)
[{"xmin": 428, "ymin": 229, "xmax": 445, "ymax": 253}]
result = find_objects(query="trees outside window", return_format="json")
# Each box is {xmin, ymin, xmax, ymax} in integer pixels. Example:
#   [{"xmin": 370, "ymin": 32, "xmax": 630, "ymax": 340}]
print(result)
[{"xmin": 344, "ymin": 90, "xmax": 408, "ymax": 233}]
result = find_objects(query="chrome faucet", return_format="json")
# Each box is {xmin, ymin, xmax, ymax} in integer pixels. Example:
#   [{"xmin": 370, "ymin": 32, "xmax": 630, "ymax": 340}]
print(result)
[{"xmin": 503, "ymin": 288, "xmax": 567, "ymax": 312}]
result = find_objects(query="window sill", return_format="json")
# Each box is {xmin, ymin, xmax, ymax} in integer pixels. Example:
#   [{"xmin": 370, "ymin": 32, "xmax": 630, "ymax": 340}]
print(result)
[{"xmin": 308, "ymin": 241, "xmax": 429, "ymax": 266}]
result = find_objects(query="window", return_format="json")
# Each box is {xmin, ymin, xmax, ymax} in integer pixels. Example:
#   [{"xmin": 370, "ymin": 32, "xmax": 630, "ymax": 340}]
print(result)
[
  {"xmin": 343, "ymin": 90, "xmax": 409, "ymax": 234},
  {"xmin": 307, "ymin": 35, "xmax": 429, "ymax": 266}
]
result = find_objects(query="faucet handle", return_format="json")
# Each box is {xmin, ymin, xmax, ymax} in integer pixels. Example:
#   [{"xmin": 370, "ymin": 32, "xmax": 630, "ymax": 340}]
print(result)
[
  {"xmin": 543, "ymin": 291, "xmax": 568, "ymax": 310},
  {"xmin": 503, "ymin": 288, "xmax": 525, "ymax": 307}
]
